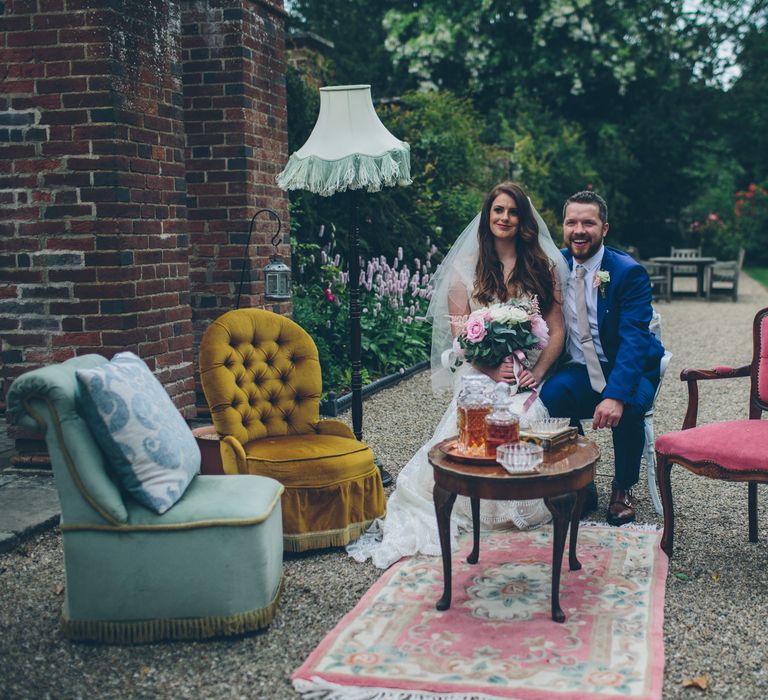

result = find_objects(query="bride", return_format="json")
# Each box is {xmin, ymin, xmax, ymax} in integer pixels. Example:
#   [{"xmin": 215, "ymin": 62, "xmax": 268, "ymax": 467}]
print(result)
[{"xmin": 348, "ymin": 181, "xmax": 569, "ymax": 569}]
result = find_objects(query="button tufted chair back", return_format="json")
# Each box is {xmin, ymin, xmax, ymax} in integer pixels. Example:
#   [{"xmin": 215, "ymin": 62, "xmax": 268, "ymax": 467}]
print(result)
[
  {"xmin": 199, "ymin": 309, "xmax": 322, "ymax": 444},
  {"xmin": 198, "ymin": 309, "xmax": 386, "ymax": 553}
]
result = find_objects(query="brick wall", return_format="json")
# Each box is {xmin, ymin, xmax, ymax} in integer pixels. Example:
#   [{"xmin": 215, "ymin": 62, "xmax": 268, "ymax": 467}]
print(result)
[
  {"xmin": 181, "ymin": 0, "xmax": 290, "ymax": 407},
  {"xmin": 0, "ymin": 0, "xmax": 289, "ymax": 456}
]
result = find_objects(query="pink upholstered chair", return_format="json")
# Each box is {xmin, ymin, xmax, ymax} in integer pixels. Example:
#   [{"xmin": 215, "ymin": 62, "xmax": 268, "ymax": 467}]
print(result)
[{"xmin": 656, "ymin": 306, "xmax": 768, "ymax": 557}]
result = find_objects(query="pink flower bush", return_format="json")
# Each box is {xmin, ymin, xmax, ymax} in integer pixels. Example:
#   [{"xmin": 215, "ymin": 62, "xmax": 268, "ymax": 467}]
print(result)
[{"xmin": 293, "ymin": 226, "xmax": 437, "ymax": 388}]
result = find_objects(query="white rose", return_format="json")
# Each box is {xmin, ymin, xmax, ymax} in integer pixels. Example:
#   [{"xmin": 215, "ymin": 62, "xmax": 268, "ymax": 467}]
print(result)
[{"xmin": 488, "ymin": 304, "xmax": 528, "ymax": 324}]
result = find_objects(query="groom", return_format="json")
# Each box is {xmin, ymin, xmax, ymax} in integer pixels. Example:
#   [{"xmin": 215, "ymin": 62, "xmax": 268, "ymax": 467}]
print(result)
[{"xmin": 540, "ymin": 191, "xmax": 664, "ymax": 525}]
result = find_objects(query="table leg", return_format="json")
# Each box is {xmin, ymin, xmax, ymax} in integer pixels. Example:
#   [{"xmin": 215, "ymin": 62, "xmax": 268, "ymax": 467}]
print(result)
[
  {"xmin": 568, "ymin": 487, "xmax": 585, "ymax": 572},
  {"xmin": 467, "ymin": 497, "xmax": 480, "ymax": 564},
  {"xmin": 433, "ymin": 483, "xmax": 457, "ymax": 611},
  {"xmin": 544, "ymin": 491, "xmax": 577, "ymax": 623}
]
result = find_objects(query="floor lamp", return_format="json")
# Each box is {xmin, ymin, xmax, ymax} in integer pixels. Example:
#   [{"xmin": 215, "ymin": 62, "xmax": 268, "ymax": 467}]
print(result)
[{"xmin": 277, "ymin": 84, "xmax": 411, "ymax": 487}]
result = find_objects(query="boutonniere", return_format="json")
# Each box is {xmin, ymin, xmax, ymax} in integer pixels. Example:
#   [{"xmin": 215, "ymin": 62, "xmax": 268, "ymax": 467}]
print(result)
[{"xmin": 593, "ymin": 270, "xmax": 610, "ymax": 297}]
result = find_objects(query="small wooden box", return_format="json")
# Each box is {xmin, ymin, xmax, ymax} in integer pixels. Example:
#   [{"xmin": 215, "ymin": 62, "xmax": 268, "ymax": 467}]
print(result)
[{"xmin": 519, "ymin": 426, "xmax": 578, "ymax": 450}]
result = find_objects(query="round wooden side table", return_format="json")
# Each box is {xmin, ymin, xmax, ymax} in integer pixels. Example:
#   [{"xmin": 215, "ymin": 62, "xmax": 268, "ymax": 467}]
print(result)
[{"xmin": 428, "ymin": 436, "xmax": 599, "ymax": 622}]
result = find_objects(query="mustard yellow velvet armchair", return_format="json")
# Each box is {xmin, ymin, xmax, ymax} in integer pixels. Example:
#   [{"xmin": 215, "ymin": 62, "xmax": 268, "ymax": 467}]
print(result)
[{"xmin": 199, "ymin": 309, "xmax": 386, "ymax": 552}]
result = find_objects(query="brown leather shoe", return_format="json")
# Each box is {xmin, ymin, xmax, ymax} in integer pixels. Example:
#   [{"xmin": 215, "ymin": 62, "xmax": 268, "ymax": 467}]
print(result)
[{"xmin": 607, "ymin": 488, "xmax": 636, "ymax": 526}]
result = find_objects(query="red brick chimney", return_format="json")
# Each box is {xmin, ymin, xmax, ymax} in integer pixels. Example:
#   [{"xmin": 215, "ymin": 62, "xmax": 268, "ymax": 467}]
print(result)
[
  {"xmin": 181, "ymin": 0, "xmax": 291, "ymax": 393},
  {"xmin": 0, "ymin": 0, "xmax": 289, "ymax": 463}
]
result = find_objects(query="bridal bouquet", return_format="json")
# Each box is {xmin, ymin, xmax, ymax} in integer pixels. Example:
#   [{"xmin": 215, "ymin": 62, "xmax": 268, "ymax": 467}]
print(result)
[{"xmin": 452, "ymin": 298, "xmax": 549, "ymax": 370}]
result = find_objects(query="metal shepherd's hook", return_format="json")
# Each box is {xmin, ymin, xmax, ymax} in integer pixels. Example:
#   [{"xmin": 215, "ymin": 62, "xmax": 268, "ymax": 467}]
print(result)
[{"xmin": 236, "ymin": 208, "xmax": 282, "ymax": 309}]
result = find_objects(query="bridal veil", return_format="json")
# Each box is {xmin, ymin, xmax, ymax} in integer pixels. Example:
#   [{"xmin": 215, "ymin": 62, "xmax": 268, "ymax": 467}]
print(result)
[{"xmin": 428, "ymin": 201, "xmax": 570, "ymax": 395}]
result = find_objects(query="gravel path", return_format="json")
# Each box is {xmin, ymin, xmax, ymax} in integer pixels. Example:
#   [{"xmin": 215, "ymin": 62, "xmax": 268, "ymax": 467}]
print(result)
[{"xmin": 2, "ymin": 275, "xmax": 767, "ymax": 699}]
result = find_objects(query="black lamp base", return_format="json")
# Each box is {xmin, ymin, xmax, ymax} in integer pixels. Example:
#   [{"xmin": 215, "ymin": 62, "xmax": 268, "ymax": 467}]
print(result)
[{"xmin": 375, "ymin": 459, "xmax": 393, "ymax": 487}]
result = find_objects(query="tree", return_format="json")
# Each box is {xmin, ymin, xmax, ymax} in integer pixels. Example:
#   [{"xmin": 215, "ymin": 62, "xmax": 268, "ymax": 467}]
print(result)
[
  {"xmin": 724, "ymin": 26, "xmax": 768, "ymax": 185},
  {"xmin": 287, "ymin": 0, "xmax": 408, "ymax": 94},
  {"xmin": 382, "ymin": 1, "xmax": 730, "ymax": 108},
  {"xmin": 286, "ymin": 0, "xmax": 767, "ymax": 255}
]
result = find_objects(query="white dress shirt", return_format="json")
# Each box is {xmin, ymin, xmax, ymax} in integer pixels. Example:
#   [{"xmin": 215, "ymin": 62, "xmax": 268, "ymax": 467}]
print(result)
[{"xmin": 566, "ymin": 246, "xmax": 608, "ymax": 364}]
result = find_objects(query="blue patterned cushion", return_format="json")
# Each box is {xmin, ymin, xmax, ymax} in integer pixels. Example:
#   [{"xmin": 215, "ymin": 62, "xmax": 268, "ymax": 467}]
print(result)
[{"xmin": 76, "ymin": 352, "xmax": 200, "ymax": 514}]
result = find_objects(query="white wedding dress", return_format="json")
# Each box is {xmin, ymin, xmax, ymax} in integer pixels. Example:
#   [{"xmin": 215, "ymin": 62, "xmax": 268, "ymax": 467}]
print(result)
[
  {"xmin": 347, "ymin": 298, "xmax": 552, "ymax": 570},
  {"xmin": 347, "ymin": 201, "xmax": 568, "ymax": 570}
]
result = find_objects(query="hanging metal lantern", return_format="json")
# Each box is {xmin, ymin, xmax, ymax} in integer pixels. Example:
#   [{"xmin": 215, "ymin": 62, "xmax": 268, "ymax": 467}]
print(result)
[
  {"xmin": 236, "ymin": 208, "xmax": 290, "ymax": 307},
  {"xmin": 264, "ymin": 254, "xmax": 291, "ymax": 300}
]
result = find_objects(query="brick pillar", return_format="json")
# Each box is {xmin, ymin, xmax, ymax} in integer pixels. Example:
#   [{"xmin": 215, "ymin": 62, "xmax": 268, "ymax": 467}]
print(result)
[
  {"xmin": 180, "ymin": 0, "xmax": 290, "ymax": 369},
  {"xmin": 0, "ymin": 0, "xmax": 196, "ymax": 464}
]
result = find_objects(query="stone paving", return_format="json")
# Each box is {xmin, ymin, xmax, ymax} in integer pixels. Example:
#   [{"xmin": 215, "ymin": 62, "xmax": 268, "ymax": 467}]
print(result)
[{"xmin": 0, "ymin": 414, "xmax": 61, "ymax": 553}]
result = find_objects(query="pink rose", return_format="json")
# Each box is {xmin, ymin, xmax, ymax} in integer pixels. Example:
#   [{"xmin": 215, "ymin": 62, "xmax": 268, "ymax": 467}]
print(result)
[
  {"xmin": 530, "ymin": 314, "xmax": 549, "ymax": 348},
  {"xmin": 463, "ymin": 316, "xmax": 487, "ymax": 343}
]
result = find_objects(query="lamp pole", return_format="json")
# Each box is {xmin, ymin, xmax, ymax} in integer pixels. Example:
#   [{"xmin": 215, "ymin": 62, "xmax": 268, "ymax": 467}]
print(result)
[
  {"xmin": 349, "ymin": 191, "xmax": 363, "ymax": 441},
  {"xmin": 349, "ymin": 193, "xmax": 392, "ymax": 486},
  {"xmin": 275, "ymin": 84, "xmax": 409, "ymax": 490}
]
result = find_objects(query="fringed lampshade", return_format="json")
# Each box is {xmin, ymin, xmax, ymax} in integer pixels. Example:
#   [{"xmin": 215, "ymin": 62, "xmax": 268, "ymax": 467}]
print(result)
[
  {"xmin": 278, "ymin": 85, "xmax": 411, "ymax": 196},
  {"xmin": 277, "ymin": 85, "xmax": 411, "ymax": 484}
]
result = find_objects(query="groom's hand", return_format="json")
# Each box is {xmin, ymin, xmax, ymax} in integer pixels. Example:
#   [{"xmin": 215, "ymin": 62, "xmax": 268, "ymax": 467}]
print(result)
[
  {"xmin": 516, "ymin": 368, "xmax": 538, "ymax": 389},
  {"xmin": 593, "ymin": 398, "xmax": 624, "ymax": 430}
]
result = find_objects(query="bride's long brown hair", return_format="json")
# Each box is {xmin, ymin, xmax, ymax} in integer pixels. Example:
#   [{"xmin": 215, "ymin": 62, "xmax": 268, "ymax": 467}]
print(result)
[{"xmin": 473, "ymin": 182, "xmax": 556, "ymax": 312}]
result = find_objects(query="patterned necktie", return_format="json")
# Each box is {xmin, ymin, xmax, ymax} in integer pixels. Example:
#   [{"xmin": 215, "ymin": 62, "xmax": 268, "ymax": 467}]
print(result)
[{"xmin": 575, "ymin": 265, "xmax": 606, "ymax": 393}]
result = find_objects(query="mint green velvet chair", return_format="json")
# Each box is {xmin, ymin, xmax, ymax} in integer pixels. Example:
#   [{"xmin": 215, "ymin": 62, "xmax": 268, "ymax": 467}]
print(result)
[{"xmin": 7, "ymin": 355, "xmax": 285, "ymax": 643}]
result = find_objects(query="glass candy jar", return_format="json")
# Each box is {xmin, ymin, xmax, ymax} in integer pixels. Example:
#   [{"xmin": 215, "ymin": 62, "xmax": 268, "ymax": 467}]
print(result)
[
  {"xmin": 456, "ymin": 374, "xmax": 492, "ymax": 455},
  {"xmin": 484, "ymin": 382, "xmax": 520, "ymax": 457}
]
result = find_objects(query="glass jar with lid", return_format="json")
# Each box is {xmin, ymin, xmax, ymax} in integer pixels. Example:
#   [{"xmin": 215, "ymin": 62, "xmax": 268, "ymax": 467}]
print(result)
[
  {"xmin": 456, "ymin": 374, "xmax": 493, "ymax": 455},
  {"xmin": 484, "ymin": 382, "xmax": 520, "ymax": 457}
]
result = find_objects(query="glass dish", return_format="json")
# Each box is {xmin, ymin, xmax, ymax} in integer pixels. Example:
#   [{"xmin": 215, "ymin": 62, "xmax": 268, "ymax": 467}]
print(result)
[
  {"xmin": 529, "ymin": 417, "xmax": 571, "ymax": 434},
  {"xmin": 496, "ymin": 442, "xmax": 544, "ymax": 473}
]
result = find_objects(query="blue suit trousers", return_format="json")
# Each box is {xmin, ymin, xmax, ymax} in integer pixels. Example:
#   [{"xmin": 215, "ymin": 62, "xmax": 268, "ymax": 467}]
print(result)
[{"xmin": 539, "ymin": 362, "xmax": 659, "ymax": 490}]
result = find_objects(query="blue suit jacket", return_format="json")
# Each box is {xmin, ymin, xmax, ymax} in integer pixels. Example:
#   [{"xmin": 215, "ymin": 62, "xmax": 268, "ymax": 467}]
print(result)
[{"xmin": 563, "ymin": 246, "xmax": 665, "ymax": 403}]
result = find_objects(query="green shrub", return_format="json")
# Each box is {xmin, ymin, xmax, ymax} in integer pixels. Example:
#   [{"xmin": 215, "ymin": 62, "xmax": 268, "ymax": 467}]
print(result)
[{"xmin": 292, "ymin": 232, "xmax": 435, "ymax": 394}]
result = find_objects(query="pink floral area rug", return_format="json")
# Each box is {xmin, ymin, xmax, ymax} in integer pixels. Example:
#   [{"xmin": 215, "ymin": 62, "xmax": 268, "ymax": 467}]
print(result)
[{"xmin": 293, "ymin": 525, "xmax": 667, "ymax": 700}]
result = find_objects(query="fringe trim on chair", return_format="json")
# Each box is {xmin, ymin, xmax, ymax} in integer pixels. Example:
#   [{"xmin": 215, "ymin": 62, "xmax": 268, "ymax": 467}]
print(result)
[
  {"xmin": 61, "ymin": 581, "xmax": 282, "ymax": 644},
  {"xmin": 284, "ymin": 519, "xmax": 374, "ymax": 553},
  {"xmin": 277, "ymin": 150, "xmax": 412, "ymax": 197}
]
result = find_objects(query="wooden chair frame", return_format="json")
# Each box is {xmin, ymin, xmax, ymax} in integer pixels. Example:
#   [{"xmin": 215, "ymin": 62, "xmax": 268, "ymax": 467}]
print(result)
[
  {"xmin": 669, "ymin": 246, "xmax": 702, "ymax": 278},
  {"xmin": 706, "ymin": 247, "xmax": 745, "ymax": 302},
  {"xmin": 658, "ymin": 306, "xmax": 768, "ymax": 557},
  {"xmin": 640, "ymin": 260, "xmax": 672, "ymax": 303}
]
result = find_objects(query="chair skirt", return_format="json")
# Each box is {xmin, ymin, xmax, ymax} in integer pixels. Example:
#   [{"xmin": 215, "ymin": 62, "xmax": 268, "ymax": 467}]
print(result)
[{"xmin": 240, "ymin": 433, "xmax": 387, "ymax": 552}]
